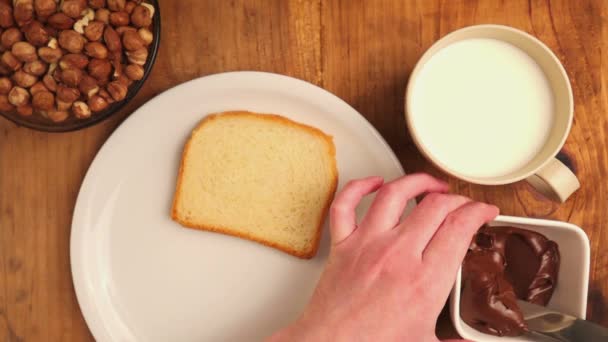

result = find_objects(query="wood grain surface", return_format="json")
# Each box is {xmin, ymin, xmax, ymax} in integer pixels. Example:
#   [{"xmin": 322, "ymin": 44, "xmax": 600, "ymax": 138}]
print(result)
[{"xmin": 1, "ymin": 0, "xmax": 606, "ymax": 340}]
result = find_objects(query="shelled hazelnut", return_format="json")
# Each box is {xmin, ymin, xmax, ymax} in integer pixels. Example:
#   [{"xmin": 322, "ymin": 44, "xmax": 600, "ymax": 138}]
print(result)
[
  {"xmin": 88, "ymin": 94, "xmax": 107, "ymax": 111},
  {"xmin": 58, "ymin": 30, "xmax": 84, "ymax": 53},
  {"xmin": 48, "ymin": 13, "xmax": 75, "ymax": 30},
  {"xmin": 1, "ymin": 51, "xmax": 22, "ymax": 71},
  {"xmin": 125, "ymin": 64, "xmax": 142, "ymax": 80},
  {"xmin": 0, "ymin": 0, "xmax": 155, "ymax": 123},
  {"xmin": 13, "ymin": 70, "xmax": 37, "ymax": 87},
  {"xmin": 23, "ymin": 20, "xmax": 49, "ymax": 46},
  {"xmin": 12, "ymin": 41, "xmax": 37, "ymax": 62},
  {"xmin": 47, "ymin": 109, "xmax": 68, "ymax": 122},
  {"xmin": 0, "ymin": 94, "xmax": 14, "ymax": 111},
  {"xmin": 84, "ymin": 20, "xmax": 104, "ymax": 40},
  {"xmin": 138, "ymin": 28, "xmax": 152, "ymax": 45},
  {"xmin": 34, "ymin": 0, "xmax": 57, "ymax": 18},
  {"xmin": 72, "ymin": 100, "xmax": 90, "ymax": 118},
  {"xmin": 126, "ymin": 47, "xmax": 146, "ymax": 65},
  {"xmin": 16, "ymin": 103, "xmax": 32, "ymax": 116},
  {"xmin": 0, "ymin": 77, "xmax": 12, "ymax": 94},
  {"xmin": 1, "ymin": 28, "xmax": 22, "ymax": 49},
  {"xmin": 8, "ymin": 86, "xmax": 29, "ymax": 106},
  {"xmin": 29, "ymin": 81, "xmax": 48, "ymax": 95},
  {"xmin": 38, "ymin": 46, "xmax": 62, "ymax": 63},
  {"xmin": 23, "ymin": 60, "xmax": 47, "ymax": 76},
  {"xmin": 32, "ymin": 90, "xmax": 54, "ymax": 110}
]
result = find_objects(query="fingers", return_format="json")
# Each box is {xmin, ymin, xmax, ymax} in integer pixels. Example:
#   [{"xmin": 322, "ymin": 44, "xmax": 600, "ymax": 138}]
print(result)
[
  {"xmin": 396, "ymin": 193, "xmax": 472, "ymax": 256},
  {"xmin": 422, "ymin": 202, "xmax": 499, "ymax": 289},
  {"xmin": 360, "ymin": 173, "xmax": 448, "ymax": 233},
  {"xmin": 329, "ymin": 176, "xmax": 384, "ymax": 244}
]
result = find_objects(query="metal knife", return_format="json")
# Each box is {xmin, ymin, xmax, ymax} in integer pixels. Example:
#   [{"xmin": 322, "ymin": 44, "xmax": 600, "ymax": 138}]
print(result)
[{"xmin": 517, "ymin": 300, "xmax": 608, "ymax": 342}]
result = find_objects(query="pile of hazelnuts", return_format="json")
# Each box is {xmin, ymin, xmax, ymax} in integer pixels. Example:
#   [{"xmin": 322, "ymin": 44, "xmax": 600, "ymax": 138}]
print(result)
[{"xmin": 0, "ymin": 0, "xmax": 155, "ymax": 123}]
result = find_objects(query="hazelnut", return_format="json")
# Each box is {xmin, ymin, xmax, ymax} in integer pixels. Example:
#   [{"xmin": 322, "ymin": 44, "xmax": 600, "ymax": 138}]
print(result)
[
  {"xmin": 72, "ymin": 101, "xmax": 91, "ymax": 118},
  {"xmin": 131, "ymin": 5, "xmax": 152, "ymax": 28},
  {"xmin": 124, "ymin": 1, "xmax": 136, "ymax": 14},
  {"xmin": 29, "ymin": 81, "xmax": 48, "ymax": 95},
  {"xmin": 88, "ymin": 94, "xmax": 107, "ymax": 111},
  {"xmin": 96, "ymin": 75, "xmax": 109, "ymax": 86},
  {"xmin": 23, "ymin": 20, "xmax": 50, "ymax": 46},
  {"xmin": 115, "ymin": 25, "xmax": 136, "ymax": 36},
  {"xmin": 61, "ymin": 67, "xmax": 82, "ymax": 87},
  {"xmin": 122, "ymin": 30, "xmax": 144, "ymax": 51},
  {"xmin": 79, "ymin": 74, "xmax": 99, "ymax": 97},
  {"xmin": 44, "ymin": 26, "xmax": 59, "ymax": 38},
  {"xmin": 115, "ymin": 74, "xmax": 132, "ymax": 86},
  {"xmin": 138, "ymin": 28, "xmax": 152, "ymax": 45},
  {"xmin": 58, "ymin": 30, "xmax": 84, "ymax": 53},
  {"xmin": 84, "ymin": 20, "xmax": 104, "ymax": 41},
  {"xmin": 110, "ymin": 11, "xmax": 130, "ymax": 26},
  {"xmin": 107, "ymin": 0, "xmax": 126, "ymax": 12},
  {"xmin": 0, "ymin": 76, "xmax": 11, "ymax": 94},
  {"xmin": 126, "ymin": 47, "xmax": 147, "ymax": 65},
  {"xmin": 42, "ymin": 74, "xmax": 57, "ymax": 91},
  {"xmin": 59, "ymin": 53, "xmax": 88, "ymax": 69},
  {"xmin": 103, "ymin": 26, "xmax": 121, "ymax": 52},
  {"xmin": 23, "ymin": 60, "xmax": 47, "ymax": 76},
  {"xmin": 16, "ymin": 104, "xmax": 33, "ymax": 116},
  {"xmin": 0, "ymin": 64, "xmax": 11, "ymax": 76},
  {"xmin": 38, "ymin": 47, "xmax": 63, "ymax": 63},
  {"xmin": 47, "ymin": 109, "xmax": 69, "ymax": 122},
  {"xmin": 34, "ymin": 0, "xmax": 57, "ymax": 18},
  {"xmin": 141, "ymin": 3, "xmax": 155, "ymax": 18},
  {"xmin": 8, "ymin": 86, "xmax": 30, "ymax": 106},
  {"xmin": 32, "ymin": 90, "xmax": 54, "ymax": 110},
  {"xmin": 98, "ymin": 88, "xmax": 113, "ymax": 103},
  {"xmin": 61, "ymin": 0, "xmax": 86, "ymax": 19},
  {"xmin": 12, "ymin": 42, "xmax": 37, "ymax": 62},
  {"xmin": 0, "ymin": 3, "xmax": 14, "ymax": 28},
  {"xmin": 56, "ymin": 98, "xmax": 72, "ymax": 111},
  {"xmin": 73, "ymin": 8, "xmax": 95, "ymax": 34},
  {"xmin": 88, "ymin": 58, "xmax": 112, "ymax": 81},
  {"xmin": 0, "ymin": 94, "xmax": 14, "ymax": 111},
  {"xmin": 14, "ymin": 0, "xmax": 34, "ymax": 27},
  {"xmin": 1, "ymin": 51, "xmax": 22, "ymax": 71},
  {"xmin": 1, "ymin": 28, "xmax": 23, "ymax": 50},
  {"xmin": 89, "ymin": 0, "xmax": 106, "ymax": 9},
  {"xmin": 12, "ymin": 70, "xmax": 37, "ymax": 88},
  {"xmin": 125, "ymin": 63, "xmax": 143, "ymax": 80},
  {"xmin": 84, "ymin": 41, "xmax": 108, "ymax": 59},
  {"xmin": 56, "ymin": 85, "xmax": 80, "ymax": 102},
  {"xmin": 94, "ymin": 8, "xmax": 110, "ymax": 24},
  {"xmin": 47, "ymin": 13, "xmax": 75, "ymax": 30}
]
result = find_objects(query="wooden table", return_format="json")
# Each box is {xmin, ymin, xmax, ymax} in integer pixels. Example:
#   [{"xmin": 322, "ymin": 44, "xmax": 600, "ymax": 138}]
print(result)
[{"xmin": 1, "ymin": 0, "xmax": 606, "ymax": 340}]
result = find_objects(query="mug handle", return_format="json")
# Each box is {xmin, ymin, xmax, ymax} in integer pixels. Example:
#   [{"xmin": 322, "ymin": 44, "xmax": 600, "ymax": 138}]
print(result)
[{"xmin": 525, "ymin": 158, "xmax": 580, "ymax": 203}]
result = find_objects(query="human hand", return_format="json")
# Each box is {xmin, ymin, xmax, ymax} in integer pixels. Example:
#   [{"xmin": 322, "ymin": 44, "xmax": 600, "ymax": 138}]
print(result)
[{"xmin": 268, "ymin": 174, "xmax": 499, "ymax": 342}]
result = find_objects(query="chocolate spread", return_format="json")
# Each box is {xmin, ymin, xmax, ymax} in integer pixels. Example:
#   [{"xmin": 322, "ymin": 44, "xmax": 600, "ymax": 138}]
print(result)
[{"xmin": 460, "ymin": 226, "xmax": 560, "ymax": 337}]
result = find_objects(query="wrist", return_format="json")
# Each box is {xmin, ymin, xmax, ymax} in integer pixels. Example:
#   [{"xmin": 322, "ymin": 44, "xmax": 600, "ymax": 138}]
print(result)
[{"xmin": 267, "ymin": 317, "xmax": 331, "ymax": 342}]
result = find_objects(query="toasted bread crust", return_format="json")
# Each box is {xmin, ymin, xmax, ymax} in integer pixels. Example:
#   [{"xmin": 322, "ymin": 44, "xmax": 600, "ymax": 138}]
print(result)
[{"xmin": 171, "ymin": 111, "xmax": 338, "ymax": 259}]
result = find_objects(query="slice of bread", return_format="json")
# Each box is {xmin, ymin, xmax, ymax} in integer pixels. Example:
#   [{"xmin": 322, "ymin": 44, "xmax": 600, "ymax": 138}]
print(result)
[{"xmin": 171, "ymin": 111, "xmax": 338, "ymax": 258}]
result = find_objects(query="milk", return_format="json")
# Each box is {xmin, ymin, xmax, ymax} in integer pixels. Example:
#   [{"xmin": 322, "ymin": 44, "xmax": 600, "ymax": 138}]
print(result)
[{"xmin": 409, "ymin": 38, "xmax": 554, "ymax": 178}]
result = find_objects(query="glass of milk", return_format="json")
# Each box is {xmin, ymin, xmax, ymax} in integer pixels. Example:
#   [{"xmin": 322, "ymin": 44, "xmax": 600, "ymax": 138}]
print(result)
[{"xmin": 406, "ymin": 25, "xmax": 579, "ymax": 202}]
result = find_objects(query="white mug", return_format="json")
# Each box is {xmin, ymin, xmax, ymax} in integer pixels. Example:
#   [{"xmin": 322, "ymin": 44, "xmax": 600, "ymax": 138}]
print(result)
[{"xmin": 405, "ymin": 25, "xmax": 579, "ymax": 202}]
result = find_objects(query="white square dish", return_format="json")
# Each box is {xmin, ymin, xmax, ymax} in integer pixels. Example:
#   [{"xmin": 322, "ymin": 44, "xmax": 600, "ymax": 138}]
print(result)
[{"xmin": 449, "ymin": 215, "xmax": 590, "ymax": 342}]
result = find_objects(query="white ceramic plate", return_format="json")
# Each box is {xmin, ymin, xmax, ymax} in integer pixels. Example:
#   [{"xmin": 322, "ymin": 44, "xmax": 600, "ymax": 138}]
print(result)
[{"xmin": 71, "ymin": 71, "xmax": 414, "ymax": 342}]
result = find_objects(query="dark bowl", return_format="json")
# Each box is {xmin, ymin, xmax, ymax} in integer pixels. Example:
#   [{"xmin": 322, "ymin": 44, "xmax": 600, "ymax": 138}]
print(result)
[{"xmin": 0, "ymin": 0, "xmax": 161, "ymax": 132}]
